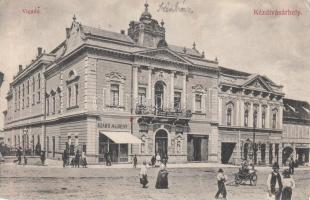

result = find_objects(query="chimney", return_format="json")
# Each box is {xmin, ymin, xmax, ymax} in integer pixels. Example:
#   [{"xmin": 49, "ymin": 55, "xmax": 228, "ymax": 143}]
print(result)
[
  {"xmin": 37, "ymin": 47, "xmax": 43, "ymax": 56},
  {"xmin": 18, "ymin": 65, "xmax": 23, "ymax": 72},
  {"xmin": 120, "ymin": 30, "xmax": 125, "ymax": 35}
]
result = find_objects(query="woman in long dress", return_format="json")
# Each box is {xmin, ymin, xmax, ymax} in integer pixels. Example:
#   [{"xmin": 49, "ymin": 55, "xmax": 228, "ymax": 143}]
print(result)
[
  {"xmin": 155, "ymin": 164, "xmax": 169, "ymax": 189},
  {"xmin": 139, "ymin": 161, "xmax": 148, "ymax": 188},
  {"xmin": 281, "ymin": 169, "xmax": 295, "ymax": 200}
]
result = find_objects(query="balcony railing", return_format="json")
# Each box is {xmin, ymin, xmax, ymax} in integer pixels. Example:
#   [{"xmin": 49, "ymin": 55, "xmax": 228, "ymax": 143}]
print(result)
[{"xmin": 135, "ymin": 104, "xmax": 192, "ymax": 118}]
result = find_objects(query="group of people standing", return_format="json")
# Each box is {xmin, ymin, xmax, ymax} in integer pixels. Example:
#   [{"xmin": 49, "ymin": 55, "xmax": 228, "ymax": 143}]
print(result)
[
  {"xmin": 62, "ymin": 149, "xmax": 87, "ymax": 168},
  {"xmin": 15, "ymin": 146, "xmax": 46, "ymax": 166},
  {"xmin": 139, "ymin": 161, "xmax": 169, "ymax": 189}
]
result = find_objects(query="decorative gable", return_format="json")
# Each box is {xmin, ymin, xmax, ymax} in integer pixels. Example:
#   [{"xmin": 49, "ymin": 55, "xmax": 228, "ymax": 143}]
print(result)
[
  {"xmin": 135, "ymin": 48, "xmax": 190, "ymax": 64},
  {"xmin": 243, "ymin": 76, "xmax": 272, "ymax": 92}
]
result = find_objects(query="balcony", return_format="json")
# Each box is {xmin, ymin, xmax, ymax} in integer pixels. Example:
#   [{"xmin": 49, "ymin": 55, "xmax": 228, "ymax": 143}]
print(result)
[{"xmin": 135, "ymin": 104, "xmax": 192, "ymax": 119}]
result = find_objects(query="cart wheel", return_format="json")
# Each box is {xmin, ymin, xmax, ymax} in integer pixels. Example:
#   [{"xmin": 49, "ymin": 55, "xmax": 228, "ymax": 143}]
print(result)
[
  {"xmin": 250, "ymin": 174, "xmax": 257, "ymax": 186},
  {"xmin": 235, "ymin": 175, "xmax": 242, "ymax": 185}
]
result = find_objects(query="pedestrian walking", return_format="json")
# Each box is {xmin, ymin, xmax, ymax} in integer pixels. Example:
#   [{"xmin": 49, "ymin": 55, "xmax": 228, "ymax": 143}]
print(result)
[
  {"xmin": 139, "ymin": 161, "xmax": 148, "ymax": 188},
  {"xmin": 151, "ymin": 155, "xmax": 156, "ymax": 167},
  {"xmin": 281, "ymin": 169, "xmax": 295, "ymax": 200},
  {"xmin": 75, "ymin": 149, "xmax": 81, "ymax": 168},
  {"xmin": 267, "ymin": 162, "xmax": 283, "ymax": 200},
  {"xmin": 16, "ymin": 147, "xmax": 22, "ymax": 165},
  {"xmin": 288, "ymin": 157, "xmax": 294, "ymax": 175},
  {"xmin": 62, "ymin": 149, "xmax": 67, "ymax": 168},
  {"xmin": 133, "ymin": 154, "xmax": 137, "ymax": 168},
  {"xmin": 155, "ymin": 164, "xmax": 169, "ymax": 189},
  {"xmin": 81, "ymin": 151, "xmax": 87, "ymax": 168},
  {"xmin": 215, "ymin": 168, "xmax": 227, "ymax": 200},
  {"xmin": 155, "ymin": 153, "xmax": 161, "ymax": 167},
  {"xmin": 40, "ymin": 151, "xmax": 46, "ymax": 166}
]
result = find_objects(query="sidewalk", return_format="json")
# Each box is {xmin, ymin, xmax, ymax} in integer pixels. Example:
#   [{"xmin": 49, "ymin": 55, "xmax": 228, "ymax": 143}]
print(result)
[{"xmin": 12, "ymin": 159, "xmax": 310, "ymax": 171}]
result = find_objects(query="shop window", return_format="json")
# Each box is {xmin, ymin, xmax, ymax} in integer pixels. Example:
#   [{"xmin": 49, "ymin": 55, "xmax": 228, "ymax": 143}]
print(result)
[
  {"xmin": 138, "ymin": 87, "xmax": 146, "ymax": 105},
  {"xmin": 174, "ymin": 92, "xmax": 181, "ymax": 111},
  {"xmin": 111, "ymin": 84, "xmax": 120, "ymax": 106}
]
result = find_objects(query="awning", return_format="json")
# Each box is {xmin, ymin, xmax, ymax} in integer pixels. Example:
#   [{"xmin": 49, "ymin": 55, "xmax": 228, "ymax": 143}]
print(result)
[{"xmin": 99, "ymin": 131, "xmax": 141, "ymax": 144}]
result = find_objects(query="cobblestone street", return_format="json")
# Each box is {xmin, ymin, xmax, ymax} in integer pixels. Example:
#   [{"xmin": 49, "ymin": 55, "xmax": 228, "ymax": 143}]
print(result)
[{"xmin": 1, "ymin": 162, "xmax": 310, "ymax": 200}]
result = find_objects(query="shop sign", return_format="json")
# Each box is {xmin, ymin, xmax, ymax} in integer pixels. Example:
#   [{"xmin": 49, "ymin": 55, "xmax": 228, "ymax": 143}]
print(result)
[{"xmin": 97, "ymin": 122, "xmax": 128, "ymax": 129}]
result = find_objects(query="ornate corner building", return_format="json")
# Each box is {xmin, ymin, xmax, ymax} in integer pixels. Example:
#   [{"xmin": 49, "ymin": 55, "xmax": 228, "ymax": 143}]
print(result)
[{"xmin": 2, "ymin": 3, "xmax": 310, "ymax": 165}]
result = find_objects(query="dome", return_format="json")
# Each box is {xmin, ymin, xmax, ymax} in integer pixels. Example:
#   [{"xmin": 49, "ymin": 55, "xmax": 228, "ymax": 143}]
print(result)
[{"xmin": 140, "ymin": 2, "xmax": 152, "ymax": 21}]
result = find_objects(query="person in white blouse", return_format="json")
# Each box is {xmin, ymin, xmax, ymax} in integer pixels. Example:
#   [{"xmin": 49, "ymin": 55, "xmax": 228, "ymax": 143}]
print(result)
[{"xmin": 281, "ymin": 169, "xmax": 295, "ymax": 200}]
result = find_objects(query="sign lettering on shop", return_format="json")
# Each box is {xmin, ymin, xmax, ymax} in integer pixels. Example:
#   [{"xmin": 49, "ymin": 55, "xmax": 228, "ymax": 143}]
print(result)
[{"xmin": 97, "ymin": 122, "xmax": 128, "ymax": 129}]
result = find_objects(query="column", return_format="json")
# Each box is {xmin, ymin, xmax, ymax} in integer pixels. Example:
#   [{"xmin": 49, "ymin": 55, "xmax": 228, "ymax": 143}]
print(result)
[
  {"xmin": 258, "ymin": 104, "xmax": 262, "ymax": 128},
  {"xmin": 249, "ymin": 101, "xmax": 253, "ymax": 128},
  {"xmin": 170, "ymin": 71, "xmax": 175, "ymax": 109},
  {"xmin": 236, "ymin": 99, "xmax": 240, "ymax": 126},
  {"xmin": 182, "ymin": 72, "xmax": 187, "ymax": 110},
  {"xmin": 265, "ymin": 143, "xmax": 269, "ymax": 165},
  {"xmin": 147, "ymin": 67, "xmax": 152, "ymax": 107},
  {"xmin": 240, "ymin": 99, "xmax": 244, "ymax": 127},
  {"xmin": 133, "ymin": 65, "xmax": 138, "ymax": 105},
  {"xmin": 266, "ymin": 104, "xmax": 270, "ymax": 129}
]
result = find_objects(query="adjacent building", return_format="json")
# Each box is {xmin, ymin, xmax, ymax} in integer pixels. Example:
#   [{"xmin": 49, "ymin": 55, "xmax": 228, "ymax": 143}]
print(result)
[{"xmin": 282, "ymin": 98, "xmax": 310, "ymax": 165}]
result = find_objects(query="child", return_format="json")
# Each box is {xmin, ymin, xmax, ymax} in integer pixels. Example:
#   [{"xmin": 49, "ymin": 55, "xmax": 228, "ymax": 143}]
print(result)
[
  {"xmin": 139, "ymin": 161, "xmax": 148, "ymax": 188},
  {"xmin": 215, "ymin": 168, "xmax": 227, "ymax": 200}
]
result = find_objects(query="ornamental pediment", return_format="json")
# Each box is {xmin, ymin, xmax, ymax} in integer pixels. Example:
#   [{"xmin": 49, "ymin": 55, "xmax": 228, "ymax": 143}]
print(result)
[
  {"xmin": 134, "ymin": 48, "xmax": 190, "ymax": 64},
  {"xmin": 243, "ymin": 76, "xmax": 272, "ymax": 92}
]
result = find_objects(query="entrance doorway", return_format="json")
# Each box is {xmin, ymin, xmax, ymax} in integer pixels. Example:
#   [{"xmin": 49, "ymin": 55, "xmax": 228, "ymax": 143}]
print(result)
[
  {"xmin": 282, "ymin": 146, "xmax": 294, "ymax": 165},
  {"xmin": 155, "ymin": 129, "xmax": 168, "ymax": 159},
  {"xmin": 296, "ymin": 148, "xmax": 309, "ymax": 165},
  {"xmin": 187, "ymin": 135, "xmax": 208, "ymax": 162},
  {"xmin": 99, "ymin": 134, "xmax": 129, "ymax": 163},
  {"xmin": 221, "ymin": 142, "xmax": 236, "ymax": 164}
]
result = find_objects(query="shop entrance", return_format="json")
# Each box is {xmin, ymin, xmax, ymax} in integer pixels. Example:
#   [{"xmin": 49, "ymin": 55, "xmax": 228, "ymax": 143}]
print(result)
[
  {"xmin": 155, "ymin": 129, "xmax": 168, "ymax": 159},
  {"xmin": 99, "ymin": 134, "xmax": 128, "ymax": 163},
  {"xmin": 221, "ymin": 142, "xmax": 236, "ymax": 164},
  {"xmin": 187, "ymin": 135, "xmax": 208, "ymax": 162},
  {"xmin": 296, "ymin": 148, "xmax": 309, "ymax": 165}
]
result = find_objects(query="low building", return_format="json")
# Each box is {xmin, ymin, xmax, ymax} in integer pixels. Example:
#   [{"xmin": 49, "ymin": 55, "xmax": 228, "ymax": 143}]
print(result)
[{"xmin": 282, "ymin": 98, "xmax": 310, "ymax": 165}]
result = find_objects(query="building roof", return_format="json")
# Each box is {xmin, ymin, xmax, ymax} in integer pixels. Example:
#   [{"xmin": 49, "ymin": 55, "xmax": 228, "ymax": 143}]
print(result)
[
  {"xmin": 81, "ymin": 25, "xmax": 134, "ymax": 44},
  {"xmin": 283, "ymin": 98, "xmax": 310, "ymax": 123},
  {"xmin": 168, "ymin": 44, "xmax": 203, "ymax": 57}
]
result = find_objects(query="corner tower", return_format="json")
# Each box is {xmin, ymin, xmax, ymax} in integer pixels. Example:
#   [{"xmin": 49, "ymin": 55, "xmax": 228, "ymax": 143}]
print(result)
[{"xmin": 128, "ymin": 2, "xmax": 166, "ymax": 48}]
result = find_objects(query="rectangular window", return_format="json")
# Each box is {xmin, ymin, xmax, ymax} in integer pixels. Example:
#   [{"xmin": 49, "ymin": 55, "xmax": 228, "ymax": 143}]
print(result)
[
  {"xmin": 75, "ymin": 84, "xmax": 78, "ymax": 106},
  {"xmin": 32, "ymin": 77, "xmax": 35, "ymax": 92},
  {"xmin": 174, "ymin": 92, "xmax": 181, "ymax": 111},
  {"xmin": 52, "ymin": 96, "xmax": 56, "ymax": 114},
  {"xmin": 138, "ymin": 87, "xmax": 146, "ymax": 105},
  {"xmin": 262, "ymin": 112, "xmax": 266, "ymax": 128},
  {"xmin": 195, "ymin": 94, "xmax": 202, "ymax": 112},
  {"xmin": 32, "ymin": 94, "xmax": 35, "ymax": 105},
  {"xmin": 111, "ymin": 84, "xmax": 119, "ymax": 106},
  {"xmin": 68, "ymin": 87, "xmax": 72, "ymax": 107},
  {"xmin": 58, "ymin": 93, "xmax": 62, "ymax": 113},
  {"xmin": 46, "ymin": 97, "xmax": 49, "ymax": 115},
  {"xmin": 22, "ymin": 84, "xmax": 24, "ymax": 97},
  {"xmin": 37, "ymin": 91, "xmax": 40, "ymax": 103},
  {"xmin": 22, "ymin": 98, "xmax": 24, "ymax": 109},
  {"xmin": 27, "ymin": 80, "xmax": 29, "ymax": 95},
  {"xmin": 38, "ymin": 73, "xmax": 41, "ymax": 89},
  {"xmin": 26, "ymin": 96, "xmax": 29, "ymax": 107},
  {"xmin": 272, "ymin": 113, "xmax": 277, "ymax": 129}
]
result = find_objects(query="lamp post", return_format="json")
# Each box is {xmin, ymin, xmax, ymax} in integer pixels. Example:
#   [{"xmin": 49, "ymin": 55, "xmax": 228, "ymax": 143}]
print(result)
[
  {"xmin": 23, "ymin": 128, "xmax": 28, "ymax": 156},
  {"xmin": 252, "ymin": 112, "xmax": 257, "ymax": 167}
]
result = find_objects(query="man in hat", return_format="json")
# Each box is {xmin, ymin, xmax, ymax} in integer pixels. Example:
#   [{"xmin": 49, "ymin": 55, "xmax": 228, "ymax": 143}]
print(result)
[
  {"xmin": 267, "ymin": 162, "xmax": 283, "ymax": 200},
  {"xmin": 215, "ymin": 168, "xmax": 227, "ymax": 200}
]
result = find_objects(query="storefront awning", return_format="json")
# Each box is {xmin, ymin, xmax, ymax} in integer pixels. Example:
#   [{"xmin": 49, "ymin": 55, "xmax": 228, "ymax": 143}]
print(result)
[{"xmin": 99, "ymin": 131, "xmax": 141, "ymax": 144}]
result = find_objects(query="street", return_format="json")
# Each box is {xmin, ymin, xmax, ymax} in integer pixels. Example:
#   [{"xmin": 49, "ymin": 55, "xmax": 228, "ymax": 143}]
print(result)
[{"xmin": 0, "ymin": 163, "xmax": 310, "ymax": 200}]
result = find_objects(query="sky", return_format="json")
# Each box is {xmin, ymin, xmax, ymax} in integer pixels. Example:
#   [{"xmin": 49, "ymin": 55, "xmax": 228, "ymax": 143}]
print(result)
[{"xmin": 0, "ymin": 0, "xmax": 309, "ymax": 129}]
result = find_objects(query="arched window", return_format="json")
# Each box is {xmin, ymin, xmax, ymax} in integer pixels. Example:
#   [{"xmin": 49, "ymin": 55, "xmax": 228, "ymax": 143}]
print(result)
[
  {"xmin": 155, "ymin": 81, "xmax": 165, "ymax": 110},
  {"xmin": 244, "ymin": 110, "xmax": 249, "ymax": 127},
  {"xmin": 253, "ymin": 110, "xmax": 258, "ymax": 128},
  {"xmin": 227, "ymin": 107, "xmax": 232, "ymax": 126},
  {"xmin": 272, "ymin": 110, "xmax": 277, "ymax": 129}
]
